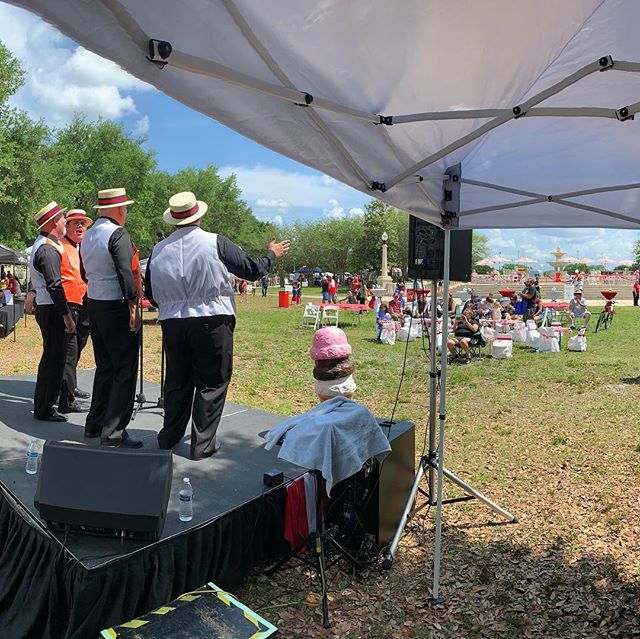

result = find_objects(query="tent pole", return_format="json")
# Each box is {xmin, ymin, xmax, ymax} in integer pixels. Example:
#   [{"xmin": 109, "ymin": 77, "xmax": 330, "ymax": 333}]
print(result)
[{"xmin": 428, "ymin": 279, "xmax": 438, "ymax": 506}]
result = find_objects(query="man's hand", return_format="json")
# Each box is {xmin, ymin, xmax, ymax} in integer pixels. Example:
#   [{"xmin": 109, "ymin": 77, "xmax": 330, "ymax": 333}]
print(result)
[
  {"xmin": 129, "ymin": 301, "xmax": 141, "ymax": 333},
  {"xmin": 268, "ymin": 237, "xmax": 291, "ymax": 259},
  {"xmin": 63, "ymin": 313, "xmax": 76, "ymax": 334},
  {"xmin": 24, "ymin": 291, "xmax": 36, "ymax": 314}
]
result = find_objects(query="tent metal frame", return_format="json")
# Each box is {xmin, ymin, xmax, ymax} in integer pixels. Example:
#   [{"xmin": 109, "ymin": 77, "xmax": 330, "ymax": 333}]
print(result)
[{"xmin": 101, "ymin": 0, "xmax": 640, "ymax": 224}]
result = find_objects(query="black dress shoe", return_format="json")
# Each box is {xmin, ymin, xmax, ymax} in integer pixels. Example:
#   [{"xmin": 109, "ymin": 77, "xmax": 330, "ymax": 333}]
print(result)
[
  {"xmin": 198, "ymin": 439, "xmax": 222, "ymax": 459},
  {"xmin": 101, "ymin": 431, "xmax": 143, "ymax": 449},
  {"xmin": 34, "ymin": 409, "xmax": 68, "ymax": 423},
  {"xmin": 58, "ymin": 401, "xmax": 89, "ymax": 414},
  {"xmin": 73, "ymin": 387, "xmax": 91, "ymax": 399}
]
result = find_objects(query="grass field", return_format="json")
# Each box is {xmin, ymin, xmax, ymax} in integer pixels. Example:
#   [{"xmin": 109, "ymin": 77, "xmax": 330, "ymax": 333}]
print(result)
[{"xmin": 2, "ymin": 297, "xmax": 639, "ymax": 638}]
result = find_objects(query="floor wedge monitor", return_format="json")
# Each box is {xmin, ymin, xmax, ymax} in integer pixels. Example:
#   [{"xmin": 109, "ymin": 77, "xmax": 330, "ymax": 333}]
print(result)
[{"xmin": 35, "ymin": 441, "xmax": 173, "ymax": 541}]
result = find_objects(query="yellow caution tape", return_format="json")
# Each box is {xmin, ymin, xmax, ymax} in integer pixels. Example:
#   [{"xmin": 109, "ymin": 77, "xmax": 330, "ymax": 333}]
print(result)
[
  {"xmin": 100, "ymin": 629, "xmax": 118, "ymax": 639},
  {"xmin": 120, "ymin": 619, "xmax": 148, "ymax": 629},
  {"xmin": 150, "ymin": 606, "xmax": 175, "ymax": 615},
  {"xmin": 177, "ymin": 594, "xmax": 201, "ymax": 602},
  {"xmin": 243, "ymin": 609, "xmax": 260, "ymax": 628}
]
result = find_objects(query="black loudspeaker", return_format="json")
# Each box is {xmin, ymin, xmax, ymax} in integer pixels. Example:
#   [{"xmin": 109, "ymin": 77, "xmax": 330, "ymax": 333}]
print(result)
[
  {"xmin": 327, "ymin": 421, "xmax": 415, "ymax": 551},
  {"xmin": 407, "ymin": 216, "xmax": 473, "ymax": 282},
  {"xmin": 35, "ymin": 441, "xmax": 173, "ymax": 541}
]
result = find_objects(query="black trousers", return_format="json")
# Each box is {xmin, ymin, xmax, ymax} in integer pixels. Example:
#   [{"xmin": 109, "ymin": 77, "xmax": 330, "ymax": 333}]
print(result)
[
  {"xmin": 59, "ymin": 303, "xmax": 90, "ymax": 409},
  {"xmin": 158, "ymin": 315, "xmax": 235, "ymax": 459},
  {"xmin": 85, "ymin": 299, "xmax": 139, "ymax": 438},
  {"xmin": 34, "ymin": 305, "xmax": 67, "ymax": 418},
  {"xmin": 634, "ymin": 291, "xmax": 639, "ymax": 306}
]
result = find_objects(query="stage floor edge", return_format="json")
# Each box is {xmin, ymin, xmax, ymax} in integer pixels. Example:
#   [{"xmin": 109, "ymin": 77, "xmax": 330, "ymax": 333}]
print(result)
[{"xmin": 0, "ymin": 371, "xmax": 302, "ymax": 639}]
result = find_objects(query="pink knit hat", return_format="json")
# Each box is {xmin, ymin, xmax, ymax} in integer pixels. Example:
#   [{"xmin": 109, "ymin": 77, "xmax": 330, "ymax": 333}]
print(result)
[{"xmin": 310, "ymin": 327, "xmax": 353, "ymax": 361}]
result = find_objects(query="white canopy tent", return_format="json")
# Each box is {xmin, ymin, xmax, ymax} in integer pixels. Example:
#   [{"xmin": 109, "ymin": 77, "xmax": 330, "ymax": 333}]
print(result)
[
  {"xmin": 10, "ymin": 0, "xmax": 640, "ymax": 615},
  {"xmin": 8, "ymin": 0, "xmax": 640, "ymax": 230}
]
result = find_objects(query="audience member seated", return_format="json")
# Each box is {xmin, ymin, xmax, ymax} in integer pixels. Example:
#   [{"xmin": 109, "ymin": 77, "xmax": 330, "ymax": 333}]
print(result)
[
  {"xmin": 532, "ymin": 295, "xmax": 545, "ymax": 322},
  {"xmin": 567, "ymin": 290, "xmax": 591, "ymax": 329},
  {"xmin": 490, "ymin": 300, "xmax": 502, "ymax": 321},
  {"xmin": 447, "ymin": 307, "xmax": 480, "ymax": 363},
  {"xmin": 388, "ymin": 294, "xmax": 403, "ymax": 321},
  {"xmin": 376, "ymin": 303, "xmax": 392, "ymax": 340},
  {"xmin": 503, "ymin": 294, "xmax": 518, "ymax": 319},
  {"xmin": 416, "ymin": 293, "xmax": 429, "ymax": 318},
  {"xmin": 342, "ymin": 291, "xmax": 358, "ymax": 304}
]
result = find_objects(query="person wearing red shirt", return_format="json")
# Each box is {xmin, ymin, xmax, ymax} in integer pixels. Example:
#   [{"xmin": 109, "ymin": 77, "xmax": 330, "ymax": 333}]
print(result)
[{"xmin": 633, "ymin": 280, "xmax": 640, "ymax": 306}]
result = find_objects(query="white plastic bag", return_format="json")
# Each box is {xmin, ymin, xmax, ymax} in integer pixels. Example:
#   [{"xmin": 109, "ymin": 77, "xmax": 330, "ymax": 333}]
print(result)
[
  {"xmin": 380, "ymin": 322, "xmax": 396, "ymax": 345},
  {"xmin": 537, "ymin": 327, "xmax": 560, "ymax": 353},
  {"xmin": 491, "ymin": 336, "xmax": 513, "ymax": 359},
  {"xmin": 397, "ymin": 326, "xmax": 417, "ymax": 341},
  {"xmin": 480, "ymin": 326, "xmax": 495, "ymax": 341},
  {"xmin": 510, "ymin": 322, "xmax": 527, "ymax": 343},
  {"xmin": 568, "ymin": 329, "xmax": 587, "ymax": 352},
  {"xmin": 525, "ymin": 328, "xmax": 540, "ymax": 349}
]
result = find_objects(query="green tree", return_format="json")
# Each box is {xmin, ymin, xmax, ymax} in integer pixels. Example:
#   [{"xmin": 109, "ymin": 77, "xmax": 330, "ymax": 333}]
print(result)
[
  {"xmin": 633, "ymin": 237, "xmax": 640, "ymax": 266},
  {"xmin": 0, "ymin": 43, "xmax": 50, "ymax": 248},
  {"xmin": 472, "ymin": 232, "xmax": 490, "ymax": 265}
]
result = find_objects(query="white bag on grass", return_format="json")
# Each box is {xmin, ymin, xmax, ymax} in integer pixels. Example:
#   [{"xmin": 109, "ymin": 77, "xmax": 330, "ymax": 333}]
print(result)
[
  {"xmin": 380, "ymin": 322, "xmax": 396, "ymax": 345},
  {"xmin": 568, "ymin": 329, "xmax": 587, "ymax": 352},
  {"xmin": 537, "ymin": 327, "xmax": 559, "ymax": 353},
  {"xmin": 525, "ymin": 328, "xmax": 540, "ymax": 349},
  {"xmin": 491, "ymin": 335, "xmax": 513, "ymax": 359},
  {"xmin": 510, "ymin": 322, "xmax": 527, "ymax": 343},
  {"xmin": 397, "ymin": 325, "xmax": 418, "ymax": 341},
  {"xmin": 480, "ymin": 326, "xmax": 495, "ymax": 341}
]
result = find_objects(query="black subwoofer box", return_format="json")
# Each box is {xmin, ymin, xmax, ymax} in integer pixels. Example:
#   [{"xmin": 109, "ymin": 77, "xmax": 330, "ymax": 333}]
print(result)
[{"xmin": 327, "ymin": 420, "xmax": 415, "ymax": 550}]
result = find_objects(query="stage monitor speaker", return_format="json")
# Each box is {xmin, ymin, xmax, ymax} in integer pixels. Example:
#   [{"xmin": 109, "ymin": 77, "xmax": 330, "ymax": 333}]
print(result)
[
  {"xmin": 407, "ymin": 216, "xmax": 472, "ymax": 282},
  {"xmin": 35, "ymin": 441, "xmax": 173, "ymax": 541},
  {"xmin": 327, "ymin": 420, "xmax": 415, "ymax": 551}
]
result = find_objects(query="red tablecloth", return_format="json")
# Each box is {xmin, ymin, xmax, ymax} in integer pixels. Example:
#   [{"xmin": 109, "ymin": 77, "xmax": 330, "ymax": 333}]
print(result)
[{"xmin": 542, "ymin": 302, "xmax": 569, "ymax": 310}]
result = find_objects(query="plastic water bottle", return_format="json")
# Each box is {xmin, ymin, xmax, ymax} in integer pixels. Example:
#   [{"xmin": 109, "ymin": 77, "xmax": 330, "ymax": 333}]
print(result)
[
  {"xmin": 26, "ymin": 440, "xmax": 39, "ymax": 475},
  {"xmin": 179, "ymin": 477, "xmax": 193, "ymax": 522}
]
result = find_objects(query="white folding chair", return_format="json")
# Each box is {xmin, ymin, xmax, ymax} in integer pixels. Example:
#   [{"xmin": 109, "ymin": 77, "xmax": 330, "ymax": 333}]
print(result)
[
  {"xmin": 300, "ymin": 303, "xmax": 320, "ymax": 329},
  {"xmin": 321, "ymin": 305, "xmax": 340, "ymax": 327}
]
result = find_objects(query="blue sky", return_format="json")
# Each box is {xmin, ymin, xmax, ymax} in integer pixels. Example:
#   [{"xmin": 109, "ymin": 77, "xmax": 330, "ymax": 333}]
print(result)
[{"xmin": 1, "ymin": 2, "xmax": 638, "ymax": 267}]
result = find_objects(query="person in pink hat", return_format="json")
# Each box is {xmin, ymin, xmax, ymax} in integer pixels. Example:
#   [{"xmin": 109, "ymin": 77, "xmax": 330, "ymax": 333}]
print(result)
[{"xmin": 310, "ymin": 327, "xmax": 356, "ymax": 401}]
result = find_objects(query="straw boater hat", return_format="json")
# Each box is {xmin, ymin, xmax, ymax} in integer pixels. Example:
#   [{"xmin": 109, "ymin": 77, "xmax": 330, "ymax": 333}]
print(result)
[
  {"xmin": 35, "ymin": 201, "xmax": 67, "ymax": 230},
  {"xmin": 65, "ymin": 209, "xmax": 93, "ymax": 226},
  {"xmin": 93, "ymin": 187, "xmax": 135, "ymax": 210},
  {"xmin": 163, "ymin": 191, "xmax": 208, "ymax": 226}
]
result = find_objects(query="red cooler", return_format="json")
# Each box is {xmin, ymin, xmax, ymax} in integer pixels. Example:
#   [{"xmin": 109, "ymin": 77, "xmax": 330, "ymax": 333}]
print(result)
[
  {"xmin": 555, "ymin": 271, "xmax": 562, "ymax": 282},
  {"xmin": 278, "ymin": 291, "xmax": 290, "ymax": 308}
]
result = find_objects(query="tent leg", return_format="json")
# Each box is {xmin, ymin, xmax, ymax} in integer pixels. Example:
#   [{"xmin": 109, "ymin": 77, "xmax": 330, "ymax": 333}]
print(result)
[{"xmin": 384, "ymin": 167, "xmax": 517, "ymax": 604}]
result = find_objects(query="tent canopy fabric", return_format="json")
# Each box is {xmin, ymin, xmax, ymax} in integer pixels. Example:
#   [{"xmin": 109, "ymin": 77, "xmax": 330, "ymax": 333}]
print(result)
[
  {"xmin": 0, "ymin": 243, "xmax": 27, "ymax": 266},
  {"xmin": 9, "ymin": 0, "xmax": 640, "ymax": 230}
]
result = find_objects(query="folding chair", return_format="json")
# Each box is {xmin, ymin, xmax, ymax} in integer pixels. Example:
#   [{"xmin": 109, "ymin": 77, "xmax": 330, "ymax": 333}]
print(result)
[
  {"xmin": 321, "ymin": 305, "xmax": 339, "ymax": 327},
  {"xmin": 300, "ymin": 303, "xmax": 320, "ymax": 329}
]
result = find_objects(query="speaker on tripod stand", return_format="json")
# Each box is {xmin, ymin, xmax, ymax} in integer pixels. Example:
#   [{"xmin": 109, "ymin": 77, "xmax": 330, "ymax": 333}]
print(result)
[{"xmin": 407, "ymin": 216, "xmax": 472, "ymax": 282}]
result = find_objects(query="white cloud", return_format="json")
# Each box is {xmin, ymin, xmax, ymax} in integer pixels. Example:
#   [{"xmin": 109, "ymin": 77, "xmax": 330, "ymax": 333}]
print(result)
[
  {"xmin": 270, "ymin": 215, "xmax": 284, "ymax": 226},
  {"xmin": 133, "ymin": 115, "xmax": 150, "ymax": 135},
  {"xmin": 348, "ymin": 207, "xmax": 365, "ymax": 218},
  {"xmin": 323, "ymin": 199, "xmax": 344, "ymax": 220},
  {"xmin": 0, "ymin": 3, "xmax": 152, "ymax": 125},
  {"xmin": 219, "ymin": 164, "xmax": 368, "ymax": 211},
  {"xmin": 256, "ymin": 198, "xmax": 290, "ymax": 209}
]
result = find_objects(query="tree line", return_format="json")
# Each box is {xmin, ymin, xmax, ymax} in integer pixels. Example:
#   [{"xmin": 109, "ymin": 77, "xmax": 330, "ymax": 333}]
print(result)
[{"xmin": 0, "ymin": 42, "xmax": 489, "ymax": 276}]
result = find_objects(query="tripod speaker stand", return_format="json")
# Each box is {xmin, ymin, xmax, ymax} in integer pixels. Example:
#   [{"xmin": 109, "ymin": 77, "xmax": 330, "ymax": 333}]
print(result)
[
  {"xmin": 384, "ymin": 166, "xmax": 517, "ymax": 603},
  {"xmin": 131, "ymin": 300, "xmax": 165, "ymax": 420}
]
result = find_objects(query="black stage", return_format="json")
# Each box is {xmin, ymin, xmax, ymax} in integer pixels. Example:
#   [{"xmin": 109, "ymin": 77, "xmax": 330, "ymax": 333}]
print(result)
[{"xmin": 0, "ymin": 371, "xmax": 304, "ymax": 639}]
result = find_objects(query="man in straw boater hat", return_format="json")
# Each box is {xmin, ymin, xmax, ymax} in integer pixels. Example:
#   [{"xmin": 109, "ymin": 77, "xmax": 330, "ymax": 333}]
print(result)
[
  {"xmin": 28, "ymin": 202, "xmax": 77, "ymax": 422},
  {"xmin": 57, "ymin": 209, "xmax": 93, "ymax": 413},
  {"xmin": 80, "ymin": 188, "xmax": 142, "ymax": 448},
  {"xmin": 144, "ymin": 191, "xmax": 290, "ymax": 460}
]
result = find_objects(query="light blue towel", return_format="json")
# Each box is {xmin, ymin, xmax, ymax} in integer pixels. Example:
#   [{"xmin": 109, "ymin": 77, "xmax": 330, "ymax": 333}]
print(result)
[{"xmin": 265, "ymin": 397, "xmax": 392, "ymax": 495}]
